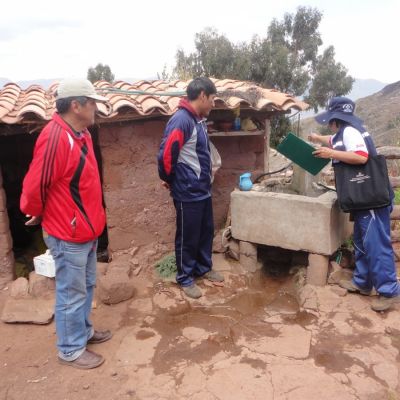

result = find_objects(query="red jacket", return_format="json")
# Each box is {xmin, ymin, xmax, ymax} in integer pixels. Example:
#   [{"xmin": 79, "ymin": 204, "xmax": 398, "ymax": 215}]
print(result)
[{"xmin": 20, "ymin": 113, "xmax": 106, "ymax": 243}]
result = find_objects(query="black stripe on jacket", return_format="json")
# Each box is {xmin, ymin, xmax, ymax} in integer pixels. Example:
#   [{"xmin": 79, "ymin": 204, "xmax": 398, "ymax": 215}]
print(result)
[
  {"xmin": 69, "ymin": 143, "xmax": 95, "ymax": 234},
  {"xmin": 40, "ymin": 125, "xmax": 61, "ymax": 206}
]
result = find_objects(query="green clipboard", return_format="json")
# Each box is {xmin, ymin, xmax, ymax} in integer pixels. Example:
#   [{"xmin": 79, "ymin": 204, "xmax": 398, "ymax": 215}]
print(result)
[{"xmin": 276, "ymin": 132, "xmax": 330, "ymax": 176}]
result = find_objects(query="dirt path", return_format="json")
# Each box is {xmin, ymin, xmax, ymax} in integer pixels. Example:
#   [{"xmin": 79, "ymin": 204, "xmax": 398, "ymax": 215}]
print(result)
[{"xmin": 1, "ymin": 255, "xmax": 400, "ymax": 400}]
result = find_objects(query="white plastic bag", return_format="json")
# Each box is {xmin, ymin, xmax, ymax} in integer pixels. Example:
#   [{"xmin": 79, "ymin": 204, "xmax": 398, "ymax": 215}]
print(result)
[{"xmin": 210, "ymin": 141, "xmax": 222, "ymax": 183}]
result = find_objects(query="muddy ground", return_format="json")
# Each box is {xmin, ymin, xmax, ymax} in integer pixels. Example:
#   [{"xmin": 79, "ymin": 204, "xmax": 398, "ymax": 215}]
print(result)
[{"xmin": 1, "ymin": 254, "xmax": 400, "ymax": 400}]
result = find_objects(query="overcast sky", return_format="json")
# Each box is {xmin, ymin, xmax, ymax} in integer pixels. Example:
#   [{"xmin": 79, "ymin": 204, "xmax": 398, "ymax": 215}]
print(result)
[{"xmin": 1, "ymin": 0, "xmax": 398, "ymax": 83}]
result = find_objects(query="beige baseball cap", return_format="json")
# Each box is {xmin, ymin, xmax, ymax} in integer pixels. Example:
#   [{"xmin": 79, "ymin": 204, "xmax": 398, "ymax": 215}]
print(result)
[{"xmin": 56, "ymin": 78, "xmax": 108, "ymax": 102}]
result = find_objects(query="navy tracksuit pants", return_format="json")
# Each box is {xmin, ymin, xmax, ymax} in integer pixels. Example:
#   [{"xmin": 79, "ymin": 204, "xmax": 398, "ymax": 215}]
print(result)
[
  {"xmin": 352, "ymin": 205, "xmax": 400, "ymax": 297},
  {"xmin": 174, "ymin": 197, "xmax": 214, "ymax": 287}
]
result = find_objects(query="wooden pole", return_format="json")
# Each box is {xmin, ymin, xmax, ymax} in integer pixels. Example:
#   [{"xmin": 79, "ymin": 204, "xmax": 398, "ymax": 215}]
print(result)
[{"xmin": 264, "ymin": 119, "xmax": 271, "ymax": 173}]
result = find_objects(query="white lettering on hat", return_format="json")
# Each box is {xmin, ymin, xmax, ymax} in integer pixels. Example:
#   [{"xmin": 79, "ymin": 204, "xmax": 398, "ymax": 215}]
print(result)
[{"xmin": 342, "ymin": 103, "xmax": 353, "ymax": 113}]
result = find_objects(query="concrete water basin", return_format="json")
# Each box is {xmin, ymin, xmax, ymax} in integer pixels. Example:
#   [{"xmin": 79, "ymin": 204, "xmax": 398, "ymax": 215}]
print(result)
[{"xmin": 230, "ymin": 189, "xmax": 351, "ymax": 256}]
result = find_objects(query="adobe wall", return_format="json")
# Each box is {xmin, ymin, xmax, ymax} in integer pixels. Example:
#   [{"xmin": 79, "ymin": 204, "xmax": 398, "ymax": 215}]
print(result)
[
  {"xmin": 98, "ymin": 121, "xmax": 264, "ymax": 259},
  {"xmin": 210, "ymin": 135, "xmax": 264, "ymax": 229}
]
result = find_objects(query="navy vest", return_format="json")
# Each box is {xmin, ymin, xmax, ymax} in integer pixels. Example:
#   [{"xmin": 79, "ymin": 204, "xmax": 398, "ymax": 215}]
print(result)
[
  {"xmin": 332, "ymin": 125, "xmax": 393, "ymax": 199},
  {"xmin": 331, "ymin": 125, "xmax": 377, "ymax": 165}
]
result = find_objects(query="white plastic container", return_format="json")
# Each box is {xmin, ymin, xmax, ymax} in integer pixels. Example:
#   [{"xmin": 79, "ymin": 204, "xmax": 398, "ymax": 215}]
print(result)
[{"xmin": 33, "ymin": 250, "xmax": 56, "ymax": 278}]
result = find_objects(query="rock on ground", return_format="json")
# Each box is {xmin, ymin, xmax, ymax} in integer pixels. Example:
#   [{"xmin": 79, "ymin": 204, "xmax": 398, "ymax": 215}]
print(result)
[
  {"xmin": 97, "ymin": 266, "xmax": 135, "ymax": 305},
  {"xmin": 1, "ymin": 298, "xmax": 54, "ymax": 324},
  {"xmin": 9, "ymin": 277, "xmax": 29, "ymax": 299}
]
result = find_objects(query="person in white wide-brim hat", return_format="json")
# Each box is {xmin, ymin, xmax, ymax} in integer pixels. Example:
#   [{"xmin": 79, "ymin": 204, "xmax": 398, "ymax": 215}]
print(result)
[{"xmin": 310, "ymin": 96, "xmax": 399, "ymax": 312}]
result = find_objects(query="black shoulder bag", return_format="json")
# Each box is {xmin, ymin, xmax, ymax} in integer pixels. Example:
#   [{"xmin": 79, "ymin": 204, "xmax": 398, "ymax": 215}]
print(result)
[{"xmin": 333, "ymin": 155, "xmax": 391, "ymax": 212}]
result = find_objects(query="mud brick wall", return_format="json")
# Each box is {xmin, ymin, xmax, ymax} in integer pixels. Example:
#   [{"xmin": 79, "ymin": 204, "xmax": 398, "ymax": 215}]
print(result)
[
  {"xmin": 99, "ymin": 122, "xmax": 264, "ymax": 254},
  {"xmin": 0, "ymin": 166, "xmax": 15, "ymax": 288},
  {"xmin": 210, "ymin": 135, "xmax": 264, "ymax": 228},
  {"xmin": 99, "ymin": 121, "xmax": 175, "ymax": 254}
]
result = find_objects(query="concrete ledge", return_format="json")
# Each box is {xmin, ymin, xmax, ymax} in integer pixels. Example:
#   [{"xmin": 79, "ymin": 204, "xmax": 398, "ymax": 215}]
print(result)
[{"xmin": 231, "ymin": 190, "xmax": 351, "ymax": 255}]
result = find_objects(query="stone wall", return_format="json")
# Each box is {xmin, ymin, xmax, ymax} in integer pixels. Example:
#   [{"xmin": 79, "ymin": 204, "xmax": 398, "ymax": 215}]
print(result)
[{"xmin": 99, "ymin": 121, "xmax": 264, "ymax": 257}]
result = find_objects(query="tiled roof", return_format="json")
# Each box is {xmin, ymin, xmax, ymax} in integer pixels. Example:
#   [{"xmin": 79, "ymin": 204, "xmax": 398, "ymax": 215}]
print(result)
[{"xmin": 0, "ymin": 79, "xmax": 308, "ymax": 125}]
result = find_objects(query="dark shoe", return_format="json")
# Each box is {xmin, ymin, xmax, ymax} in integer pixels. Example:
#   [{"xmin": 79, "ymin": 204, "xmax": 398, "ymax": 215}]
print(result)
[
  {"xmin": 87, "ymin": 330, "xmax": 112, "ymax": 344},
  {"xmin": 182, "ymin": 284, "xmax": 202, "ymax": 299},
  {"xmin": 371, "ymin": 295, "xmax": 400, "ymax": 312},
  {"xmin": 58, "ymin": 349, "xmax": 104, "ymax": 370},
  {"xmin": 203, "ymin": 270, "xmax": 224, "ymax": 282},
  {"xmin": 339, "ymin": 280, "xmax": 371, "ymax": 296}
]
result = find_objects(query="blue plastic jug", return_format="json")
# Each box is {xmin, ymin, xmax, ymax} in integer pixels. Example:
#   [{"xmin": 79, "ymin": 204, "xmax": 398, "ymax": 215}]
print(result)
[{"xmin": 239, "ymin": 172, "xmax": 253, "ymax": 191}]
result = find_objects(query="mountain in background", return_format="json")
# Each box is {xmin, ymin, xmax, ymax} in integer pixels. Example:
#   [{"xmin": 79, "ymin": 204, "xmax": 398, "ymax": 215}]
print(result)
[
  {"xmin": 0, "ymin": 77, "xmax": 58, "ymax": 89},
  {"xmin": 347, "ymin": 78, "xmax": 387, "ymax": 101},
  {"xmin": 300, "ymin": 80, "xmax": 400, "ymax": 146},
  {"xmin": 299, "ymin": 78, "xmax": 388, "ymax": 120},
  {"xmin": 356, "ymin": 81, "xmax": 400, "ymax": 146}
]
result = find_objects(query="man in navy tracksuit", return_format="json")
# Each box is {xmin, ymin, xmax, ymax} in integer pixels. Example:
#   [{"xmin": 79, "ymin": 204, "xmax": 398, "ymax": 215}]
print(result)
[{"xmin": 158, "ymin": 77, "xmax": 224, "ymax": 298}]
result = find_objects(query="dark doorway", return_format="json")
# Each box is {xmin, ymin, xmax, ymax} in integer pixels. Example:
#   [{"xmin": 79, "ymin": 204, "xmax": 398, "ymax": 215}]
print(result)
[
  {"xmin": 0, "ymin": 131, "xmax": 44, "ymax": 277},
  {"xmin": 89, "ymin": 125, "xmax": 109, "ymax": 262}
]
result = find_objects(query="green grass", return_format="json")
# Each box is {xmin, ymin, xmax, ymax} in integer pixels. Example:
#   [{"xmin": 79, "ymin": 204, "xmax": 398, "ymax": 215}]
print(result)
[
  {"xmin": 154, "ymin": 253, "xmax": 177, "ymax": 279},
  {"xmin": 394, "ymin": 189, "xmax": 400, "ymax": 205}
]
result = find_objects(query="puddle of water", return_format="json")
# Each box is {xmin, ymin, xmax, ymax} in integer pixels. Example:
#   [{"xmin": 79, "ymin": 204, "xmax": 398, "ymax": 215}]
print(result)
[
  {"xmin": 280, "ymin": 310, "xmax": 317, "ymax": 326},
  {"xmin": 226, "ymin": 291, "xmax": 274, "ymax": 316},
  {"xmin": 266, "ymin": 291, "xmax": 299, "ymax": 313},
  {"xmin": 313, "ymin": 349, "xmax": 356, "ymax": 372},
  {"xmin": 149, "ymin": 269, "xmax": 303, "ymax": 374},
  {"xmin": 136, "ymin": 330, "xmax": 156, "ymax": 340},
  {"xmin": 348, "ymin": 314, "xmax": 373, "ymax": 328},
  {"xmin": 150, "ymin": 311, "xmax": 237, "ymax": 375},
  {"xmin": 117, "ymin": 265, "xmax": 398, "ymax": 390},
  {"xmin": 240, "ymin": 356, "xmax": 267, "ymax": 370},
  {"xmin": 118, "ymin": 266, "xmax": 319, "ymax": 375},
  {"xmin": 310, "ymin": 320, "xmax": 384, "ymax": 383}
]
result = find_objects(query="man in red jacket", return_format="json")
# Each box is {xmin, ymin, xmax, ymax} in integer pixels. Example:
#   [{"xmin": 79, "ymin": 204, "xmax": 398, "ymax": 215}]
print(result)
[{"xmin": 21, "ymin": 79, "xmax": 111, "ymax": 369}]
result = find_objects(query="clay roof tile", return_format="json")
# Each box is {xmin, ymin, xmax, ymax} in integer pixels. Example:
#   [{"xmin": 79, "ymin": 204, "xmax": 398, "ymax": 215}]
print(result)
[{"xmin": 0, "ymin": 79, "xmax": 308, "ymax": 125}]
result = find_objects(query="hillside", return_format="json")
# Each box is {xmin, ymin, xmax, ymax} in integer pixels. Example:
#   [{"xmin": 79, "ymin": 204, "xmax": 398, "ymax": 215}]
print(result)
[
  {"xmin": 300, "ymin": 81, "xmax": 400, "ymax": 146},
  {"xmin": 356, "ymin": 81, "xmax": 400, "ymax": 146}
]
